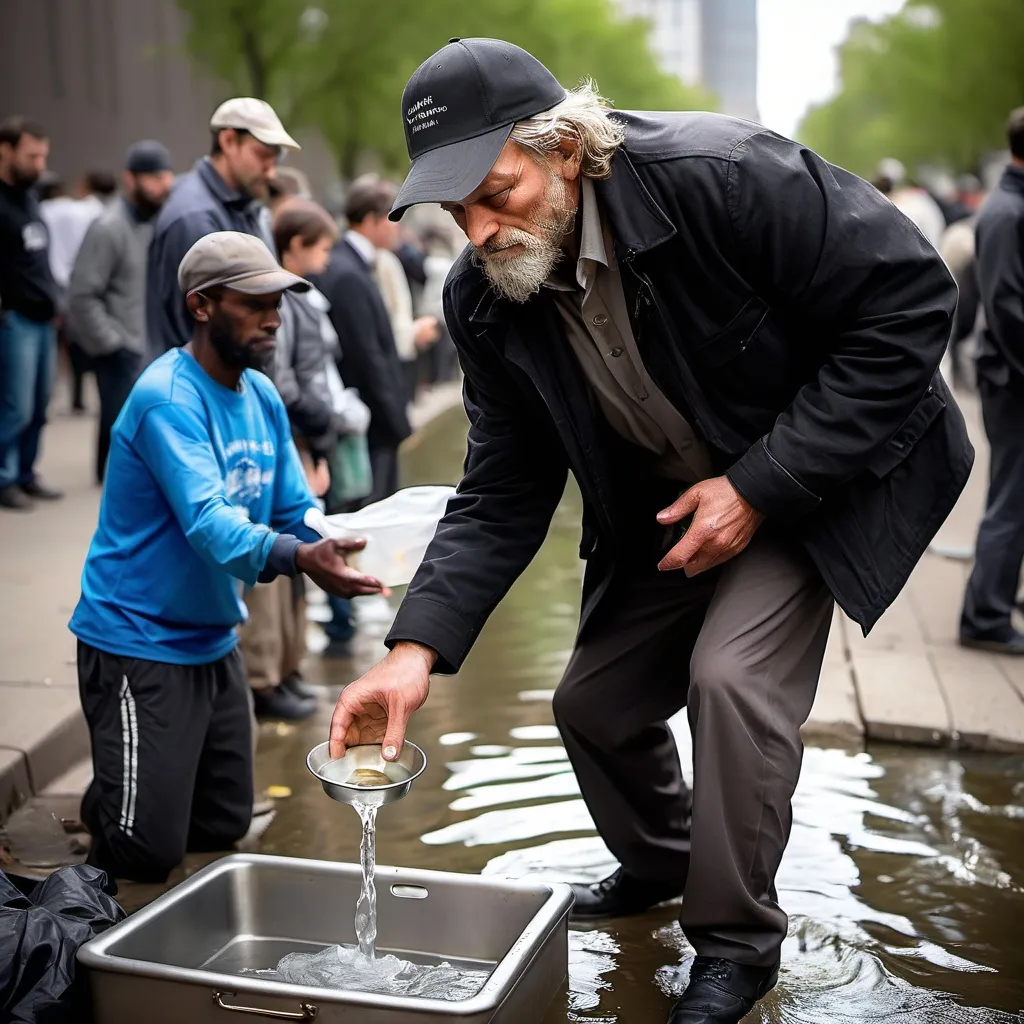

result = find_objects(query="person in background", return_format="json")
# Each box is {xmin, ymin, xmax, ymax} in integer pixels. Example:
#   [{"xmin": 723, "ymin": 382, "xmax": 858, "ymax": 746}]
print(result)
[
  {"xmin": 874, "ymin": 158, "xmax": 947, "ymax": 248},
  {"xmin": 42, "ymin": 170, "xmax": 118, "ymax": 413},
  {"xmin": 0, "ymin": 115, "xmax": 62, "ymax": 511},
  {"xmin": 316, "ymin": 175, "xmax": 411, "ymax": 504},
  {"xmin": 238, "ymin": 199, "xmax": 373, "ymax": 707},
  {"xmin": 267, "ymin": 165, "xmax": 311, "ymax": 212},
  {"xmin": 68, "ymin": 141, "xmax": 175, "ymax": 484},
  {"xmin": 147, "ymin": 97, "xmax": 299, "ymax": 361},
  {"xmin": 69, "ymin": 231, "xmax": 386, "ymax": 882},
  {"xmin": 372, "ymin": 206, "xmax": 440, "ymax": 403},
  {"xmin": 960, "ymin": 109, "xmax": 1024, "ymax": 655},
  {"xmin": 272, "ymin": 199, "xmax": 373, "ymax": 660},
  {"xmin": 418, "ymin": 225, "xmax": 460, "ymax": 385},
  {"xmin": 938, "ymin": 174, "xmax": 986, "ymax": 389}
]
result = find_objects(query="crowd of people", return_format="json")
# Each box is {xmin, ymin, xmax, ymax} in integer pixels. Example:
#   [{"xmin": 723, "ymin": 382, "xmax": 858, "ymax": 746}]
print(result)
[{"xmin": 0, "ymin": 100, "xmax": 461, "ymax": 720}]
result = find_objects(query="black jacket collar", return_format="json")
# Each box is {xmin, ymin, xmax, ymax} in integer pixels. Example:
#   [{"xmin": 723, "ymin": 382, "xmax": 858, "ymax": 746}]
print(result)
[
  {"xmin": 470, "ymin": 146, "xmax": 675, "ymax": 327},
  {"xmin": 196, "ymin": 157, "xmax": 254, "ymax": 212}
]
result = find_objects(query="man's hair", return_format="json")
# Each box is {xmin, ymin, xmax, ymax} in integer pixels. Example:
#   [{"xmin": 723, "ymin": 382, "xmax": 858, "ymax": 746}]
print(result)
[
  {"xmin": 273, "ymin": 198, "xmax": 338, "ymax": 254},
  {"xmin": 1008, "ymin": 106, "xmax": 1024, "ymax": 161},
  {"xmin": 0, "ymin": 115, "xmax": 48, "ymax": 149},
  {"xmin": 344, "ymin": 174, "xmax": 397, "ymax": 225},
  {"xmin": 85, "ymin": 170, "xmax": 117, "ymax": 197},
  {"xmin": 210, "ymin": 127, "xmax": 252, "ymax": 156},
  {"xmin": 509, "ymin": 80, "xmax": 625, "ymax": 180}
]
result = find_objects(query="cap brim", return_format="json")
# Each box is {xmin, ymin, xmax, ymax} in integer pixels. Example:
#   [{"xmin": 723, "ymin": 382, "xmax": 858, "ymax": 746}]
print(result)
[
  {"xmin": 389, "ymin": 123, "xmax": 514, "ymax": 221},
  {"xmin": 189, "ymin": 268, "xmax": 310, "ymax": 297},
  {"xmin": 248, "ymin": 128, "xmax": 302, "ymax": 152}
]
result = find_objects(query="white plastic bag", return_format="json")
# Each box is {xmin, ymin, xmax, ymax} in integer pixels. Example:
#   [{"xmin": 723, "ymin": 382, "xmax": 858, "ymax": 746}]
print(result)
[{"xmin": 304, "ymin": 485, "xmax": 456, "ymax": 587}]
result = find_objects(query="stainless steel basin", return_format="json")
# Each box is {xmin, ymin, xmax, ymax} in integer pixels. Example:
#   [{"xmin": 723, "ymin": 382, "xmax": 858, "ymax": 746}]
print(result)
[{"xmin": 78, "ymin": 853, "xmax": 573, "ymax": 1022}]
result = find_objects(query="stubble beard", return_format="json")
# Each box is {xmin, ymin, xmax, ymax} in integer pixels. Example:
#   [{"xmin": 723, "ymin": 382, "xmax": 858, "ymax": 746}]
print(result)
[{"xmin": 471, "ymin": 171, "xmax": 577, "ymax": 304}]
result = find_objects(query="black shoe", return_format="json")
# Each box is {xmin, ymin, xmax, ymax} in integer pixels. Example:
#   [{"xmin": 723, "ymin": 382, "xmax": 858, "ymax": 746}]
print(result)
[
  {"xmin": 668, "ymin": 957, "xmax": 779, "ymax": 1024},
  {"xmin": 21, "ymin": 478, "xmax": 64, "ymax": 501},
  {"xmin": 281, "ymin": 672, "xmax": 318, "ymax": 699},
  {"xmin": 252, "ymin": 685, "xmax": 317, "ymax": 721},
  {"xmin": 570, "ymin": 866, "xmax": 686, "ymax": 920},
  {"xmin": 0, "ymin": 484, "xmax": 33, "ymax": 510},
  {"xmin": 959, "ymin": 632, "xmax": 1024, "ymax": 656}
]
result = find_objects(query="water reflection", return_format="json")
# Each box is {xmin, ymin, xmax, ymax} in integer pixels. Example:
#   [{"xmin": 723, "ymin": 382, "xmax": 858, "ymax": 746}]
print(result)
[{"xmin": 252, "ymin": 407, "xmax": 1024, "ymax": 1022}]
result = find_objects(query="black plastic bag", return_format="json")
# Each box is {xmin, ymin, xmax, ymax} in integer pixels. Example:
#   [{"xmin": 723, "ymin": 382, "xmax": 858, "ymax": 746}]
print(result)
[{"xmin": 0, "ymin": 864, "xmax": 125, "ymax": 1024}]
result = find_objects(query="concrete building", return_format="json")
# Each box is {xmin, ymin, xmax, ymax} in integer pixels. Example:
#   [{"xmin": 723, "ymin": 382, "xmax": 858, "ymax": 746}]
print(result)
[
  {"xmin": 0, "ymin": 0, "xmax": 337, "ymax": 196},
  {"xmin": 700, "ymin": 0, "xmax": 759, "ymax": 122},
  {"xmin": 616, "ymin": 0, "xmax": 759, "ymax": 122}
]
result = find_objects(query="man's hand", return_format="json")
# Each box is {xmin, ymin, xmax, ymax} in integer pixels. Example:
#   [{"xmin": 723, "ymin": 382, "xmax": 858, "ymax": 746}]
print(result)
[
  {"xmin": 329, "ymin": 642, "xmax": 436, "ymax": 760},
  {"xmin": 657, "ymin": 476, "xmax": 764, "ymax": 576},
  {"xmin": 295, "ymin": 538, "xmax": 389, "ymax": 598}
]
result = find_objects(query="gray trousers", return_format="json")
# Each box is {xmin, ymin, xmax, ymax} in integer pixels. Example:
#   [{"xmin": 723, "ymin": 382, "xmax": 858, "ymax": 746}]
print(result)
[{"xmin": 553, "ymin": 529, "xmax": 833, "ymax": 967}]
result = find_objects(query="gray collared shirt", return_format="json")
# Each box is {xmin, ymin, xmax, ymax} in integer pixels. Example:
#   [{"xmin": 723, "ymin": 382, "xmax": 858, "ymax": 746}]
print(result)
[{"xmin": 544, "ymin": 178, "xmax": 712, "ymax": 482}]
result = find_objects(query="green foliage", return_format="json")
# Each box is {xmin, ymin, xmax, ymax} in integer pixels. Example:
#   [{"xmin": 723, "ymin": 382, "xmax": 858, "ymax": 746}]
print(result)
[
  {"xmin": 173, "ymin": 0, "xmax": 712, "ymax": 177},
  {"xmin": 798, "ymin": 0, "xmax": 1024, "ymax": 177}
]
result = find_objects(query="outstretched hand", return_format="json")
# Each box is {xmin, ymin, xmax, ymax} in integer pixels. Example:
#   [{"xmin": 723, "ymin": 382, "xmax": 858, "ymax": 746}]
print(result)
[
  {"xmin": 295, "ymin": 537, "xmax": 390, "ymax": 599},
  {"xmin": 656, "ymin": 476, "xmax": 763, "ymax": 576}
]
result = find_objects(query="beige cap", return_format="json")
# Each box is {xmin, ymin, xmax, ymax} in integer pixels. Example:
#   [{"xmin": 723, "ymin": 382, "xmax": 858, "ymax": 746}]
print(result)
[
  {"xmin": 177, "ymin": 231, "xmax": 310, "ymax": 298},
  {"xmin": 209, "ymin": 97, "xmax": 301, "ymax": 151}
]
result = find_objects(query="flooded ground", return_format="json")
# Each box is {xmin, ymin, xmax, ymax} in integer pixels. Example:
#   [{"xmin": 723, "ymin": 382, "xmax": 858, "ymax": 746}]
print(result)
[
  {"xmin": 25, "ymin": 406, "xmax": 1019, "ymax": 1021},
  {"xmin": 249, "ymin": 407, "xmax": 1024, "ymax": 1022}
]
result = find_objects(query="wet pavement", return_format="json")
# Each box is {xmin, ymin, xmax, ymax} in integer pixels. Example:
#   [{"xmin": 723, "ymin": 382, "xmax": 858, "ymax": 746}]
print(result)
[
  {"xmin": 9, "ymin": 406, "xmax": 1024, "ymax": 1021},
  {"xmin": 257, "ymin": 408, "xmax": 1024, "ymax": 1022}
]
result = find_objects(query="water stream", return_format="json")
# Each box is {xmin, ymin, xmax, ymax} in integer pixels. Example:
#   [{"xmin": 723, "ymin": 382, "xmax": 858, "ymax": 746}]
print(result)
[{"xmin": 354, "ymin": 802, "xmax": 378, "ymax": 958}]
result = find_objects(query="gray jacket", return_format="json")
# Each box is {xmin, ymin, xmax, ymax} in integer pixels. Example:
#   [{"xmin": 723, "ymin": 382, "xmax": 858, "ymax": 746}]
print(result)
[{"xmin": 68, "ymin": 197, "xmax": 152, "ymax": 358}]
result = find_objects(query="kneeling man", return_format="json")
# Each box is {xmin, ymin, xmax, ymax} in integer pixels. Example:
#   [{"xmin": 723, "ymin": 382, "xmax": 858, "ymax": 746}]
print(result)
[{"xmin": 71, "ymin": 232, "xmax": 386, "ymax": 883}]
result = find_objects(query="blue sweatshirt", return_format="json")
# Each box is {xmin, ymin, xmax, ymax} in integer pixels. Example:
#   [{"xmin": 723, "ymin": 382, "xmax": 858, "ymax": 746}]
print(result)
[{"xmin": 70, "ymin": 348, "xmax": 318, "ymax": 665}]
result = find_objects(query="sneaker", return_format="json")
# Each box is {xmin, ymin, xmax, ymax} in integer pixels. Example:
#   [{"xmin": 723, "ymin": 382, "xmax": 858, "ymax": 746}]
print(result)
[
  {"xmin": 21, "ymin": 478, "xmax": 64, "ymax": 501},
  {"xmin": 0, "ymin": 485, "xmax": 33, "ymax": 510},
  {"xmin": 252, "ymin": 685, "xmax": 317, "ymax": 721}
]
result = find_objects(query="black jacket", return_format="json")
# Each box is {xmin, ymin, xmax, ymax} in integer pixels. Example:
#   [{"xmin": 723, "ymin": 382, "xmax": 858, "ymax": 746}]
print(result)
[
  {"xmin": 386, "ymin": 112, "xmax": 974, "ymax": 673},
  {"xmin": 315, "ymin": 239, "xmax": 411, "ymax": 448},
  {"xmin": 974, "ymin": 164, "xmax": 1024, "ymax": 392},
  {"xmin": 146, "ymin": 159, "xmax": 271, "ymax": 361}
]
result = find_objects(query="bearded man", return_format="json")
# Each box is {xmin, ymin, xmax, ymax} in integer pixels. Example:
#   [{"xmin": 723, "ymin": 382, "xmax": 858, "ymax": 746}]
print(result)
[
  {"xmin": 70, "ymin": 232, "xmax": 387, "ymax": 884},
  {"xmin": 327, "ymin": 39, "xmax": 973, "ymax": 1023}
]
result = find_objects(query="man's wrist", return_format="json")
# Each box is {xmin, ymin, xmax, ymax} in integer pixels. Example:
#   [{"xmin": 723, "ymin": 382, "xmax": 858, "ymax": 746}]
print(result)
[{"xmin": 391, "ymin": 640, "xmax": 438, "ymax": 673}]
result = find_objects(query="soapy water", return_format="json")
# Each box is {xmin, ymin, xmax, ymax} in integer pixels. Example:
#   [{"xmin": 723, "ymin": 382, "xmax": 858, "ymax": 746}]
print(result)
[{"xmin": 273, "ymin": 943, "xmax": 491, "ymax": 1001}]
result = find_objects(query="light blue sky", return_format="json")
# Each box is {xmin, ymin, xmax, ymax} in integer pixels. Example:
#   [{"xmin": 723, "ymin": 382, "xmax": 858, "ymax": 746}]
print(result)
[{"xmin": 757, "ymin": 0, "xmax": 905, "ymax": 138}]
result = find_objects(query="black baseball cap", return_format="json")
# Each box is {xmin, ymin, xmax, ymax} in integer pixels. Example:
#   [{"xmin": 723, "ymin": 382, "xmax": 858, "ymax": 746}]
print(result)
[{"xmin": 390, "ymin": 38, "xmax": 566, "ymax": 220}]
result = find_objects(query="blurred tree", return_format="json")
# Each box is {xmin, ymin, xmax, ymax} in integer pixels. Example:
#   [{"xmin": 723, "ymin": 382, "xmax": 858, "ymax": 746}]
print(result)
[
  {"xmin": 174, "ymin": 0, "xmax": 712, "ymax": 177},
  {"xmin": 798, "ymin": 0, "xmax": 1024, "ymax": 177}
]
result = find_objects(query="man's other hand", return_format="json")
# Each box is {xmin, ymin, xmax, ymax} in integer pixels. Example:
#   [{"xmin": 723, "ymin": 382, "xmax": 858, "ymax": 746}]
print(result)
[
  {"xmin": 656, "ymin": 476, "xmax": 764, "ymax": 576},
  {"xmin": 295, "ymin": 537, "xmax": 389, "ymax": 598},
  {"xmin": 329, "ymin": 642, "xmax": 436, "ymax": 760}
]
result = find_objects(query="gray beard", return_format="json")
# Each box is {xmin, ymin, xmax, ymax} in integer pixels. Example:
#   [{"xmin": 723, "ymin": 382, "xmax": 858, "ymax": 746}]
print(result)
[{"xmin": 471, "ymin": 175, "xmax": 577, "ymax": 304}]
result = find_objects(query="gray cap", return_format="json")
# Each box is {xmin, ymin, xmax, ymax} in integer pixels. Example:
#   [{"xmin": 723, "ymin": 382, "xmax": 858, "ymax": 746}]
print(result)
[
  {"xmin": 125, "ymin": 139, "xmax": 173, "ymax": 175},
  {"xmin": 177, "ymin": 231, "xmax": 310, "ymax": 298},
  {"xmin": 210, "ymin": 97, "xmax": 301, "ymax": 151}
]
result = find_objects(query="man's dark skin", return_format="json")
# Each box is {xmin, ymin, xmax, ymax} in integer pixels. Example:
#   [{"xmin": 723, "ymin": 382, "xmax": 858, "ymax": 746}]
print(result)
[{"xmin": 184, "ymin": 285, "xmax": 389, "ymax": 598}]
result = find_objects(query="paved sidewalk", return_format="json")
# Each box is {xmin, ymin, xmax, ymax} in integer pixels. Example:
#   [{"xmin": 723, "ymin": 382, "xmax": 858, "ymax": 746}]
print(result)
[{"xmin": 0, "ymin": 380, "xmax": 464, "ymax": 824}]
